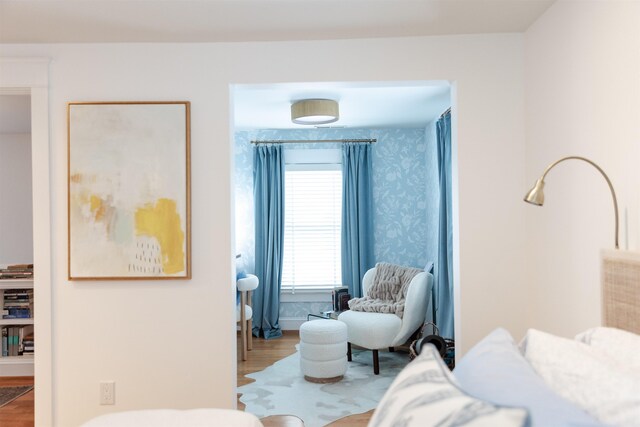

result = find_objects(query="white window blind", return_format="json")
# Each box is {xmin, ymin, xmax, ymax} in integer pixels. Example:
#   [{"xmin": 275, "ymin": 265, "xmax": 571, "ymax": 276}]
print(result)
[{"xmin": 282, "ymin": 165, "xmax": 342, "ymax": 289}]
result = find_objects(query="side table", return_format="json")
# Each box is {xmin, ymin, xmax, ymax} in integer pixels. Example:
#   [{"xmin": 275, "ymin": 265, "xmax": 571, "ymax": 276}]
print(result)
[{"xmin": 307, "ymin": 310, "xmax": 345, "ymax": 321}]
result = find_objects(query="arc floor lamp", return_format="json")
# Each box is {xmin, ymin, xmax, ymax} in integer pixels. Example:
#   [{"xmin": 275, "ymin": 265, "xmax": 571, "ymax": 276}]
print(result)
[
  {"xmin": 523, "ymin": 156, "xmax": 619, "ymax": 249},
  {"xmin": 524, "ymin": 157, "xmax": 640, "ymax": 334}
]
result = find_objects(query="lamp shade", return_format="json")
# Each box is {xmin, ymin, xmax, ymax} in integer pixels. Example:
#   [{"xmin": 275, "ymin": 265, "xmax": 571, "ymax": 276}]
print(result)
[
  {"xmin": 524, "ymin": 178, "xmax": 545, "ymax": 206},
  {"xmin": 291, "ymin": 99, "xmax": 339, "ymax": 125}
]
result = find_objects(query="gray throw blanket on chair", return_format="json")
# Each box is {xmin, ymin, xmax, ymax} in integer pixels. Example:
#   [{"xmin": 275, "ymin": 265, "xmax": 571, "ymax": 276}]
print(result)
[{"xmin": 348, "ymin": 262, "xmax": 423, "ymax": 318}]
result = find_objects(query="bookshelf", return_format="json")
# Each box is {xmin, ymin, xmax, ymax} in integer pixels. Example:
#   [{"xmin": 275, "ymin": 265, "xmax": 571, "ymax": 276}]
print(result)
[
  {"xmin": 0, "ymin": 279, "xmax": 34, "ymax": 290},
  {"xmin": 0, "ymin": 278, "xmax": 34, "ymax": 376}
]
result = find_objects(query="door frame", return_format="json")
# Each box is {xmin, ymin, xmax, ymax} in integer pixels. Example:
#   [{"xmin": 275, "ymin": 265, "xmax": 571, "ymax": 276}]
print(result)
[{"xmin": 0, "ymin": 57, "xmax": 53, "ymax": 426}]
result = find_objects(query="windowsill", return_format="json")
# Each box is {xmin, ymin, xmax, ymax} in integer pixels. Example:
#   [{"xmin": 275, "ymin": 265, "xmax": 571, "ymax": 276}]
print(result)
[{"xmin": 280, "ymin": 286, "xmax": 335, "ymax": 293}]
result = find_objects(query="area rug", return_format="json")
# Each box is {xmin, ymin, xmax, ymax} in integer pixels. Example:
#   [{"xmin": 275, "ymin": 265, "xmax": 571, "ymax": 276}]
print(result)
[
  {"xmin": 0, "ymin": 385, "xmax": 33, "ymax": 408},
  {"xmin": 238, "ymin": 346, "xmax": 408, "ymax": 427}
]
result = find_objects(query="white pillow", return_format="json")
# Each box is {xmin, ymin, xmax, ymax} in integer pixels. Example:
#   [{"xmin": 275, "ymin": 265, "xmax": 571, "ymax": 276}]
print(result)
[
  {"xmin": 522, "ymin": 328, "xmax": 640, "ymax": 426},
  {"xmin": 369, "ymin": 344, "xmax": 529, "ymax": 427},
  {"xmin": 576, "ymin": 326, "xmax": 640, "ymax": 373},
  {"xmin": 454, "ymin": 328, "xmax": 602, "ymax": 426}
]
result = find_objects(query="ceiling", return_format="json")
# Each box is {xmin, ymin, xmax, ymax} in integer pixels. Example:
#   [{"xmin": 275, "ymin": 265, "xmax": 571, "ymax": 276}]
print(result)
[
  {"xmin": 234, "ymin": 81, "xmax": 451, "ymax": 129},
  {"xmin": 0, "ymin": 95, "xmax": 30, "ymax": 134},
  {"xmin": 0, "ymin": 1, "xmax": 554, "ymax": 130},
  {"xmin": 0, "ymin": 0, "xmax": 555, "ymax": 43}
]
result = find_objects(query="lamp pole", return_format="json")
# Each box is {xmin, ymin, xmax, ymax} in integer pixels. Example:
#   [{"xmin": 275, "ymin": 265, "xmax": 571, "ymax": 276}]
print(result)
[{"xmin": 524, "ymin": 156, "xmax": 619, "ymax": 249}]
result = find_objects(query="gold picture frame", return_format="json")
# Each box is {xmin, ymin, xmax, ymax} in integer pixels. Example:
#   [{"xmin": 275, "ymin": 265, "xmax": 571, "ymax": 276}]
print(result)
[{"xmin": 67, "ymin": 101, "xmax": 191, "ymax": 280}]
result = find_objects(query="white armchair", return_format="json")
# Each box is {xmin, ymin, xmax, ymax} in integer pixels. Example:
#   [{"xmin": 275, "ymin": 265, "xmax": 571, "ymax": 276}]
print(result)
[
  {"xmin": 337, "ymin": 267, "xmax": 433, "ymax": 374},
  {"xmin": 237, "ymin": 274, "xmax": 259, "ymax": 361}
]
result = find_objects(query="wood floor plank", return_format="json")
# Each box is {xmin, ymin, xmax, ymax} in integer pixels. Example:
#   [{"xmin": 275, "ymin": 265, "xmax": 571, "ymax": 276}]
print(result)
[{"xmin": 0, "ymin": 376, "xmax": 34, "ymax": 427}]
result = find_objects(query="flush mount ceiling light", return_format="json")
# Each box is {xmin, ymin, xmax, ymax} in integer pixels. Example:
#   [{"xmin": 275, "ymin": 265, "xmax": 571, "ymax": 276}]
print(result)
[{"xmin": 291, "ymin": 99, "xmax": 339, "ymax": 125}]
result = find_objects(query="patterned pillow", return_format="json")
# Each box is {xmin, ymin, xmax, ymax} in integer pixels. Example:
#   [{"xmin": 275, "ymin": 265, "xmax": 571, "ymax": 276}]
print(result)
[{"xmin": 369, "ymin": 344, "xmax": 530, "ymax": 427}]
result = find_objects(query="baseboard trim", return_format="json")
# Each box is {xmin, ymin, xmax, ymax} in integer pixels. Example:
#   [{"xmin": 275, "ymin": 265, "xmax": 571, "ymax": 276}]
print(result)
[{"xmin": 280, "ymin": 318, "xmax": 306, "ymax": 330}]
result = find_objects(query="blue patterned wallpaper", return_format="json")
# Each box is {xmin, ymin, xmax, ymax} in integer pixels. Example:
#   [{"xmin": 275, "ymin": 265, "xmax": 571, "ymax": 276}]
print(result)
[
  {"xmin": 234, "ymin": 128, "xmax": 437, "ymax": 319},
  {"xmin": 279, "ymin": 300, "xmax": 332, "ymax": 318},
  {"xmin": 371, "ymin": 129, "xmax": 431, "ymax": 268}
]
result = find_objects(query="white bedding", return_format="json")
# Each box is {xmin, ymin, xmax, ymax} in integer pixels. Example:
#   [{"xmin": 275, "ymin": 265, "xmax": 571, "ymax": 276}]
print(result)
[
  {"xmin": 453, "ymin": 327, "xmax": 640, "ymax": 427},
  {"xmin": 521, "ymin": 328, "xmax": 640, "ymax": 426},
  {"xmin": 374, "ymin": 326, "xmax": 640, "ymax": 426},
  {"xmin": 454, "ymin": 328, "xmax": 602, "ymax": 427},
  {"xmin": 81, "ymin": 409, "xmax": 264, "ymax": 427},
  {"xmin": 576, "ymin": 326, "xmax": 640, "ymax": 373},
  {"xmin": 370, "ymin": 344, "xmax": 530, "ymax": 427}
]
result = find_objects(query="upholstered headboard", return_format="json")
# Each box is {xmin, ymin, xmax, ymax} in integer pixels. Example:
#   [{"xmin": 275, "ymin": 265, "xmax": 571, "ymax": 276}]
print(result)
[{"xmin": 602, "ymin": 249, "xmax": 640, "ymax": 334}]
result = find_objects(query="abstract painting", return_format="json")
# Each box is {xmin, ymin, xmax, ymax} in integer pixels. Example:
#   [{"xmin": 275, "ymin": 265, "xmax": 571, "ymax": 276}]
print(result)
[{"xmin": 68, "ymin": 102, "xmax": 191, "ymax": 280}]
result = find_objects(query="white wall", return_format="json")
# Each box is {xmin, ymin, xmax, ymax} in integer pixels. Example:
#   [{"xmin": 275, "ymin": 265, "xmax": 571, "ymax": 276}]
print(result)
[
  {"xmin": 525, "ymin": 1, "xmax": 640, "ymax": 336},
  {"xmin": 1, "ymin": 34, "xmax": 527, "ymax": 425},
  {"xmin": 0, "ymin": 133, "xmax": 33, "ymax": 264}
]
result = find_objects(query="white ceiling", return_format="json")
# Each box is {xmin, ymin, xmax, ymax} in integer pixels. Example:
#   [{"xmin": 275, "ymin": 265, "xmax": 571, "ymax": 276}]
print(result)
[
  {"xmin": 0, "ymin": 0, "xmax": 555, "ymax": 43},
  {"xmin": 233, "ymin": 81, "xmax": 451, "ymax": 129},
  {"xmin": 0, "ymin": 95, "xmax": 31, "ymax": 134},
  {"xmin": 0, "ymin": 1, "xmax": 553, "ymax": 130}
]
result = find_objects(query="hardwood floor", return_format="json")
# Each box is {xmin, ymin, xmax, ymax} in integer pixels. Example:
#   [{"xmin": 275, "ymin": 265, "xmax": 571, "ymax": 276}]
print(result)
[
  {"xmin": 237, "ymin": 330, "xmax": 373, "ymax": 427},
  {"xmin": 0, "ymin": 332, "xmax": 372, "ymax": 427},
  {"xmin": 0, "ymin": 376, "xmax": 34, "ymax": 427},
  {"xmin": 237, "ymin": 330, "xmax": 299, "ymax": 392}
]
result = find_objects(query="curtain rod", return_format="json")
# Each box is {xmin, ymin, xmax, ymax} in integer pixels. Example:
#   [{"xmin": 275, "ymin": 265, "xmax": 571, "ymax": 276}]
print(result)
[
  {"xmin": 441, "ymin": 107, "xmax": 451, "ymax": 117},
  {"xmin": 251, "ymin": 138, "xmax": 376, "ymax": 145}
]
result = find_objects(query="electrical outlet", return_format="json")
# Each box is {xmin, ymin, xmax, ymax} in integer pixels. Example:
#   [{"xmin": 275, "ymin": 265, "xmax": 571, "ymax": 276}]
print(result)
[{"xmin": 100, "ymin": 381, "xmax": 115, "ymax": 405}]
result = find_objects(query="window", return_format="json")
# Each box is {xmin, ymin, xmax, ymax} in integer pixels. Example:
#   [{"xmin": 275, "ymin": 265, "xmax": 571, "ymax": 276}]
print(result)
[{"xmin": 282, "ymin": 163, "xmax": 342, "ymax": 290}]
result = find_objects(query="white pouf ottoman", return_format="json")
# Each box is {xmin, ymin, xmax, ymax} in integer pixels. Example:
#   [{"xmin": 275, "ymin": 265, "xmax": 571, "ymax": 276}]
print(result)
[{"xmin": 299, "ymin": 319, "xmax": 348, "ymax": 383}]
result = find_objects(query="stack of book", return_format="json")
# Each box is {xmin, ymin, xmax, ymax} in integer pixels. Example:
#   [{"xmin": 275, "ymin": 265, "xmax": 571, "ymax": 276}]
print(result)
[
  {"xmin": 0, "ymin": 264, "xmax": 34, "ymax": 280},
  {"xmin": 331, "ymin": 286, "xmax": 351, "ymax": 312},
  {"xmin": 2, "ymin": 289, "xmax": 33, "ymax": 319},
  {"xmin": 1, "ymin": 325, "xmax": 33, "ymax": 357},
  {"xmin": 22, "ymin": 331, "xmax": 34, "ymax": 355}
]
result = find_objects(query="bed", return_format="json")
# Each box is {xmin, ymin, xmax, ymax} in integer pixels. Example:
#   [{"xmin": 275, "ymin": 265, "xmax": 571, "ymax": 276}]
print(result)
[{"xmin": 369, "ymin": 250, "xmax": 640, "ymax": 427}]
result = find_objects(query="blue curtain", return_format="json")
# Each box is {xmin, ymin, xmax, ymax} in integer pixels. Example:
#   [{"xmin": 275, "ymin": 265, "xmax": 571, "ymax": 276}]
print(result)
[
  {"xmin": 436, "ymin": 111, "xmax": 454, "ymax": 339},
  {"xmin": 341, "ymin": 143, "xmax": 374, "ymax": 298},
  {"xmin": 252, "ymin": 145, "xmax": 284, "ymax": 339}
]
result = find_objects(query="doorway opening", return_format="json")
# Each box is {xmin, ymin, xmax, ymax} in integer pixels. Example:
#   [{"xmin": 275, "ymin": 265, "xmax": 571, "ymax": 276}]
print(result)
[
  {"xmin": 231, "ymin": 80, "xmax": 455, "ymax": 424},
  {"xmin": 0, "ymin": 94, "xmax": 34, "ymax": 420},
  {"xmin": 0, "ymin": 57, "xmax": 53, "ymax": 427}
]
